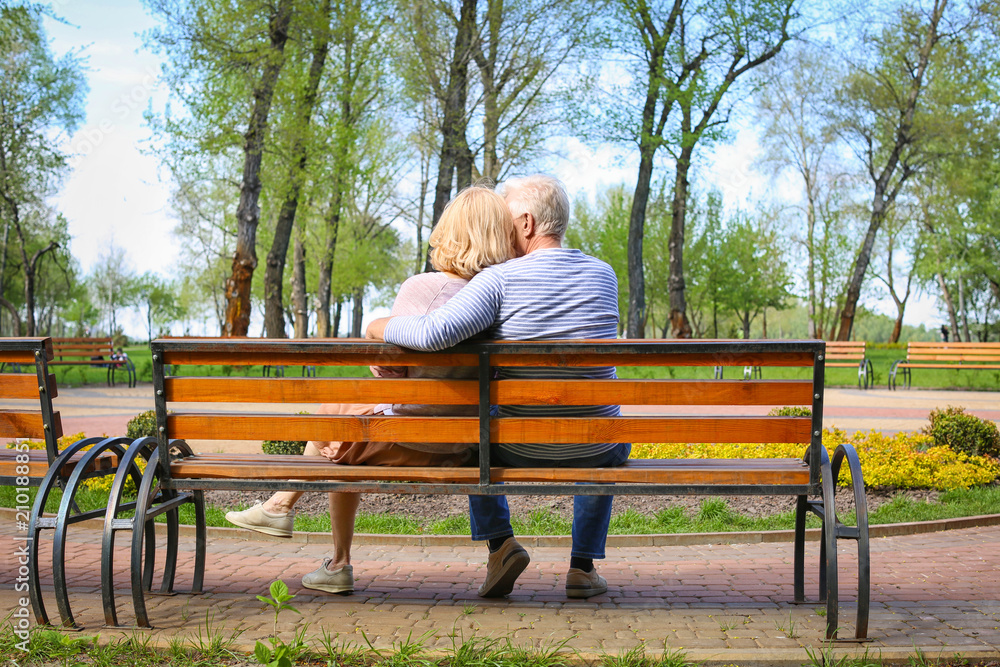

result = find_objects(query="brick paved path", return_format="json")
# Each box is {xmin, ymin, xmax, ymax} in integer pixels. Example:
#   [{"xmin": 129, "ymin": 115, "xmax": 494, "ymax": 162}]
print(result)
[{"xmin": 3, "ymin": 521, "xmax": 999, "ymax": 664}]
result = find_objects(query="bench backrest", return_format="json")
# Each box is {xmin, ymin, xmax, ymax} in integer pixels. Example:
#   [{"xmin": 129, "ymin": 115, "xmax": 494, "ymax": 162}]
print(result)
[
  {"xmin": 906, "ymin": 341, "xmax": 1000, "ymax": 363},
  {"xmin": 51, "ymin": 337, "xmax": 116, "ymax": 361},
  {"xmin": 826, "ymin": 340, "xmax": 866, "ymax": 361},
  {"xmin": 0, "ymin": 337, "xmax": 63, "ymax": 469},
  {"xmin": 151, "ymin": 338, "xmax": 826, "ymax": 493}
]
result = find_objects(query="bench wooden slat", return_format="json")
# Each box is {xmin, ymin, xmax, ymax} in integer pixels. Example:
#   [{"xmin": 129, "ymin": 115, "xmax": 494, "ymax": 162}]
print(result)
[
  {"xmin": 907, "ymin": 342, "xmax": 1000, "ymax": 348},
  {"xmin": 0, "ymin": 350, "xmax": 37, "ymax": 364},
  {"xmin": 49, "ymin": 360, "xmax": 127, "ymax": 366},
  {"xmin": 0, "ymin": 448, "xmax": 117, "ymax": 479},
  {"xmin": 165, "ymin": 377, "xmax": 479, "ymax": 404},
  {"xmin": 493, "ymin": 379, "xmax": 814, "ymax": 406},
  {"xmin": 168, "ymin": 413, "xmax": 480, "ymax": 443},
  {"xmin": 0, "ymin": 373, "xmax": 57, "ymax": 400},
  {"xmin": 0, "ymin": 410, "xmax": 48, "ymax": 439},
  {"xmin": 488, "ymin": 351, "xmax": 816, "ymax": 367},
  {"xmin": 163, "ymin": 377, "xmax": 814, "ymax": 406},
  {"xmin": 494, "ymin": 416, "xmax": 811, "ymax": 444},
  {"xmin": 167, "ymin": 414, "xmax": 810, "ymax": 445},
  {"xmin": 168, "ymin": 455, "xmax": 809, "ymax": 485}
]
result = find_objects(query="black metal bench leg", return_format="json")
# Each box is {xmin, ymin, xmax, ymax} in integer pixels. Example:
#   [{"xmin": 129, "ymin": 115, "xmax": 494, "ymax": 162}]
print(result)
[
  {"xmin": 158, "ymin": 493, "xmax": 180, "ymax": 593},
  {"xmin": 793, "ymin": 495, "xmax": 808, "ymax": 603},
  {"xmin": 52, "ymin": 438, "xmax": 130, "ymax": 629},
  {"xmin": 25, "ymin": 439, "xmax": 98, "ymax": 626},
  {"xmin": 832, "ymin": 444, "xmax": 871, "ymax": 640},
  {"xmin": 820, "ymin": 451, "xmax": 839, "ymax": 640},
  {"xmin": 192, "ymin": 490, "xmax": 206, "ymax": 593}
]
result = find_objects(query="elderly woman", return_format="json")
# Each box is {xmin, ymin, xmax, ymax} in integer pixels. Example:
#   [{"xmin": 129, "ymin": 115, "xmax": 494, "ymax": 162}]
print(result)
[{"xmin": 224, "ymin": 186, "xmax": 516, "ymax": 594}]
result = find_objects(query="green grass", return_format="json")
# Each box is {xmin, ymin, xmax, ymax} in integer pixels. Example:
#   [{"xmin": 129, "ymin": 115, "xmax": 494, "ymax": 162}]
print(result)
[{"xmin": 6, "ymin": 483, "xmax": 999, "ymax": 536}]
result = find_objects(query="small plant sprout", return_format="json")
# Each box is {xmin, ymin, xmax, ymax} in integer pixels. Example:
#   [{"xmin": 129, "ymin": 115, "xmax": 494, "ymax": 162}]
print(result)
[
  {"xmin": 257, "ymin": 579, "xmax": 302, "ymax": 637},
  {"xmin": 774, "ymin": 612, "xmax": 798, "ymax": 638}
]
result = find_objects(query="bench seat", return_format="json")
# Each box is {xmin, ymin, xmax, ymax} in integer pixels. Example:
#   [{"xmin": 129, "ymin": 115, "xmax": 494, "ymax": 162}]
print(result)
[{"xmin": 168, "ymin": 454, "xmax": 811, "ymax": 486}]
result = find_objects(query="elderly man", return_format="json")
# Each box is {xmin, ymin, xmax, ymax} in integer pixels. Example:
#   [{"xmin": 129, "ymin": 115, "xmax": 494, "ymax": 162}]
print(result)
[{"xmin": 366, "ymin": 175, "xmax": 628, "ymax": 599}]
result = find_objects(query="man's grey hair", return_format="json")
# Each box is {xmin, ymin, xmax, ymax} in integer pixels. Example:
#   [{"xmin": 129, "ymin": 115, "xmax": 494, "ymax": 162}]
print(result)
[{"xmin": 499, "ymin": 175, "xmax": 571, "ymax": 241}]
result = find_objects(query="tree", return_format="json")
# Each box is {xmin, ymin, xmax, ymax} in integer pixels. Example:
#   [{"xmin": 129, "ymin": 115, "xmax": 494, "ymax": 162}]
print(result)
[
  {"xmin": 145, "ymin": 0, "xmax": 296, "ymax": 337},
  {"xmin": 0, "ymin": 4, "xmax": 85, "ymax": 335},
  {"xmin": 133, "ymin": 272, "xmax": 184, "ymax": 341},
  {"xmin": 756, "ymin": 45, "xmax": 853, "ymax": 340},
  {"xmin": 402, "ymin": 0, "xmax": 596, "ymax": 271},
  {"xmin": 88, "ymin": 244, "xmax": 134, "ymax": 338},
  {"xmin": 718, "ymin": 212, "xmax": 792, "ymax": 339},
  {"xmin": 262, "ymin": 0, "xmax": 332, "ymax": 338},
  {"xmin": 594, "ymin": 0, "xmax": 798, "ymax": 338},
  {"xmin": 830, "ymin": 0, "xmax": 988, "ymax": 340}
]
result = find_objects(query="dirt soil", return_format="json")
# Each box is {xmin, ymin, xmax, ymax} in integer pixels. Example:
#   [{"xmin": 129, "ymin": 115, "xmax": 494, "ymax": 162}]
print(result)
[{"xmin": 207, "ymin": 486, "xmax": 941, "ymax": 526}]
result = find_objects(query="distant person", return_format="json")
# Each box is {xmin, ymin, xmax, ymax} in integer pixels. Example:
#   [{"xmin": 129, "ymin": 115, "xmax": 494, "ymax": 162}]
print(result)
[{"xmin": 941, "ymin": 325, "xmax": 949, "ymax": 342}]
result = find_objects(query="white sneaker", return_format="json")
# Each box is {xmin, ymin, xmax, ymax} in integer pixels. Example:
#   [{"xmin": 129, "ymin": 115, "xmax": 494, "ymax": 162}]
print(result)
[
  {"xmin": 224, "ymin": 502, "xmax": 293, "ymax": 538},
  {"xmin": 302, "ymin": 559, "xmax": 354, "ymax": 594}
]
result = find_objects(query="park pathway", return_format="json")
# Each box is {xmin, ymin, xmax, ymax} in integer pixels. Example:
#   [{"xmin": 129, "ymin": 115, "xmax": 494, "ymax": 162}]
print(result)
[{"xmin": 3, "ymin": 519, "xmax": 999, "ymax": 665}]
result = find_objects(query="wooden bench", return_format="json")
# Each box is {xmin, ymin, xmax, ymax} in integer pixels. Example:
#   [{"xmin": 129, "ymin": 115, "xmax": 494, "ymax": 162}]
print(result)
[
  {"xmin": 889, "ymin": 341, "xmax": 1000, "ymax": 389},
  {"xmin": 715, "ymin": 341, "xmax": 872, "ymax": 389},
  {"xmin": 49, "ymin": 337, "xmax": 137, "ymax": 388},
  {"xmin": 2, "ymin": 337, "xmax": 138, "ymax": 629},
  {"xmin": 827, "ymin": 341, "xmax": 874, "ymax": 389},
  {"xmin": 97, "ymin": 338, "xmax": 870, "ymax": 640}
]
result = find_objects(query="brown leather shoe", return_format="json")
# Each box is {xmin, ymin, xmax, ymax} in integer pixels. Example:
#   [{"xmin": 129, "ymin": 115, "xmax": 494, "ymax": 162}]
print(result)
[{"xmin": 478, "ymin": 537, "xmax": 530, "ymax": 597}]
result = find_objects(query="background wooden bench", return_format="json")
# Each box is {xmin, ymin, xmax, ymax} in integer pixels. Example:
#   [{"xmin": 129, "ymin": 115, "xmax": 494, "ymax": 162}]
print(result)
[
  {"xmin": 49, "ymin": 337, "xmax": 137, "ymax": 388},
  {"xmin": 2, "ymin": 337, "xmax": 138, "ymax": 629},
  {"xmin": 96, "ymin": 337, "xmax": 869, "ymax": 640},
  {"xmin": 889, "ymin": 341, "xmax": 1000, "ymax": 389},
  {"xmin": 826, "ymin": 341, "xmax": 873, "ymax": 389}
]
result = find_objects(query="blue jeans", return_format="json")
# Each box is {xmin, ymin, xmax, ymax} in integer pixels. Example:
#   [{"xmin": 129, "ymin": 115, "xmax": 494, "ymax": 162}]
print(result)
[{"xmin": 468, "ymin": 443, "xmax": 631, "ymax": 559}]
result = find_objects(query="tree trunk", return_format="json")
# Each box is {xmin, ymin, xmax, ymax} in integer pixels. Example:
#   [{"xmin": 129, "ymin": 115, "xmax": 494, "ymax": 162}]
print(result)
[
  {"xmin": 668, "ymin": 146, "xmax": 694, "ymax": 339},
  {"xmin": 263, "ymin": 9, "xmax": 330, "ymax": 338},
  {"xmin": 350, "ymin": 287, "xmax": 364, "ymax": 337},
  {"xmin": 805, "ymin": 185, "xmax": 817, "ymax": 338},
  {"xmin": 936, "ymin": 273, "xmax": 960, "ymax": 340},
  {"xmin": 222, "ymin": 0, "xmax": 294, "ymax": 337},
  {"xmin": 626, "ymin": 149, "xmax": 654, "ymax": 338},
  {"xmin": 958, "ymin": 277, "xmax": 970, "ymax": 342},
  {"xmin": 424, "ymin": 0, "xmax": 476, "ymax": 271},
  {"xmin": 315, "ymin": 185, "xmax": 342, "ymax": 338},
  {"xmin": 0, "ymin": 296, "xmax": 21, "ymax": 336},
  {"xmin": 291, "ymin": 226, "xmax": 308, "ymax": 338},
  {"xmin": 332, "ymin": 298, "xmax": 342, "ymax": 338}
]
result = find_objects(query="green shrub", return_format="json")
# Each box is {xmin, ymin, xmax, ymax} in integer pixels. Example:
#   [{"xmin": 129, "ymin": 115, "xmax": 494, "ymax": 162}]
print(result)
[
  {"xmin": 262, "ymin": 440, "xmax": 307, "ymax": 455},
  {"xmin": 924, "ymin": 406, "xmax": 1000, "ymax": 459},
  {"xmin": 126, "ymin": 410, "xmax": 159, "ymax": 439},
  {"xmin": 768, "ymin": 406, "xmax": 812, "ymax": 417}
]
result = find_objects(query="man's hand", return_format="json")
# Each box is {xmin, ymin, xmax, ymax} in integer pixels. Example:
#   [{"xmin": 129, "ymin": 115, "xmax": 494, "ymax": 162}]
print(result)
[{"xmin": 365, "ymin": 316, "xmax": 392, "ymax": 341}]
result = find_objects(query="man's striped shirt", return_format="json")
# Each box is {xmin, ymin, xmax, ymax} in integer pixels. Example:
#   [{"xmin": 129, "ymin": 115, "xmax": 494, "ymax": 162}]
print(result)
[{"xmin": 383, "ymin": 247, "xmax": 622, "ymax": 460}]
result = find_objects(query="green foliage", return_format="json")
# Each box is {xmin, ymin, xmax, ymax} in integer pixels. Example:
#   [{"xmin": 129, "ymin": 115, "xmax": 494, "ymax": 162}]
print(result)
[
  {"xmin": 127, "ymin": 410, "xmax": 159, "ymax": 439},
  {"xmin": 924, "ymin": 406, "xmax": 1000, "ymax": 459},
  {"xmin": 767, "ymin": 406, "xmax": 812, "ymax": 417},
  {"xmin": 262, "ymin": 439, "xmax": 308, "ymax": 456}
]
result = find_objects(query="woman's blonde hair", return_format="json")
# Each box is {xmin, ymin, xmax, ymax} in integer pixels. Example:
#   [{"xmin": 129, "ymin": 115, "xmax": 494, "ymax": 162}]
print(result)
[{"xmin": 428, "ymin": 186, "xmax": 516, "ymax": 279}]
